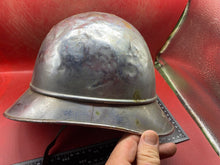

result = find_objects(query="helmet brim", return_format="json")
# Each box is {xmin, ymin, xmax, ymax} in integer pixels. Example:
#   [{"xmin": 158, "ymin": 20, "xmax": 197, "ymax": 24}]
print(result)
[{"xmin": 4, "ymin": 89, "xmax": 174, "ymax": 136}]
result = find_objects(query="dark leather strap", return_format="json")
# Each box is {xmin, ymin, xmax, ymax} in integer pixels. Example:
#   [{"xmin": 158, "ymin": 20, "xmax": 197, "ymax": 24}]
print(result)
[{"xmin": 42, "ymin": 125, "xmax": 67, "ymax": 165}]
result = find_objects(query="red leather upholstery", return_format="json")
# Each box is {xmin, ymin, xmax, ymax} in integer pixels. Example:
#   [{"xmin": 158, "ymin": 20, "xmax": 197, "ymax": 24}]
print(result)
[
  {"xmin": 1, "ymin": 0, "xmax": 220, "ymax": 164},
  {"xmin": 159, "ymin": 0, "xmax": 220, "ymax": 154}
]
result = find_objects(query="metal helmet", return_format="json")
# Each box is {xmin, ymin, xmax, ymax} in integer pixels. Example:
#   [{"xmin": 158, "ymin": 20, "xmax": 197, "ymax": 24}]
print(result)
[{"xmin": 4, "ymin": 12, "xmax": 173, "ymax": 135}]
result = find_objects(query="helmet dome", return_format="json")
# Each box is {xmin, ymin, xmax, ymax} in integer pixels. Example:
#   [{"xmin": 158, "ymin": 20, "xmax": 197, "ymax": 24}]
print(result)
[{"xmin": 31, "ymin": 12, "xmax": 155, "ymax": 104}]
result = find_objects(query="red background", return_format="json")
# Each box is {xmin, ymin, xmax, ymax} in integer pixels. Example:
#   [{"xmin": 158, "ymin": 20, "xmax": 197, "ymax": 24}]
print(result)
[{"xmin": 0, "ymin": 0, "xmax": 219, "ymax": 164}]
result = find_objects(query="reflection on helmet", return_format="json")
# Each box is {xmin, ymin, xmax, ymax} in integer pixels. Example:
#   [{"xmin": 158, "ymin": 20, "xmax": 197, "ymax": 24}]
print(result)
[
  {"xmin": 31, "ymin": 12, "xmax": 156, "ymax": 103},
  {"xmin": 4, "ymin": 12, "xmax": 173, "ymax": 135}
]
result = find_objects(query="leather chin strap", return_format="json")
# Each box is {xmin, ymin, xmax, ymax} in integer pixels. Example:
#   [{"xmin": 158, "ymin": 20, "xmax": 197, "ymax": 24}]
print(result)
[{"xmin": 42, "ymin": 125, "xmax": 67, "ymax": 165}]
